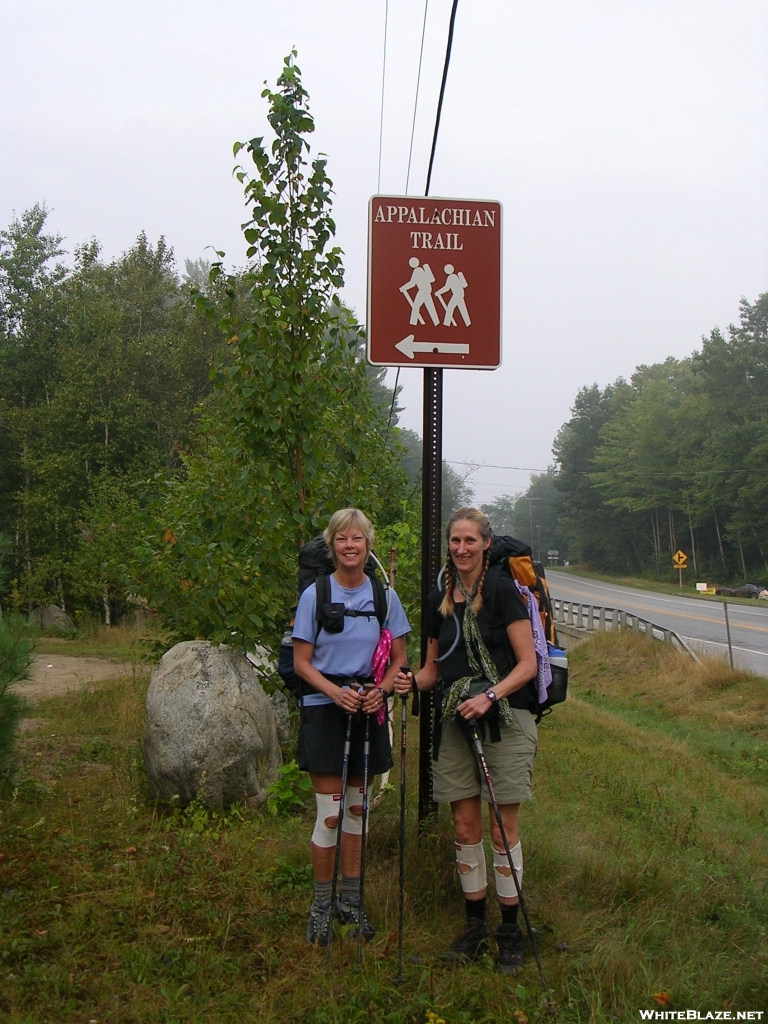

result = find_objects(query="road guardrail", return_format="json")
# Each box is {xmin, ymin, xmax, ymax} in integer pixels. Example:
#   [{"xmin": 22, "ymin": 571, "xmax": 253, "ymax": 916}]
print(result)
[{"xmin": 552, "ymin": 599, "xmax": 699, "ymax": 662}]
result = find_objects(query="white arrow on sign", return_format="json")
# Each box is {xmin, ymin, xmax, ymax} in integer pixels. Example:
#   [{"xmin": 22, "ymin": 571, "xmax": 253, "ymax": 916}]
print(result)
[{"xmin": 394, "ymin": 334, "xmax": 470, "ymax": 360}]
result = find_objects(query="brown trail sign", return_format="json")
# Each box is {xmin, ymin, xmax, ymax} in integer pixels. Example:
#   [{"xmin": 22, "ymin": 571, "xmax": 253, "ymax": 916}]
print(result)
[
  {"xmin": 367, "ymin": 195, "xmax": 502, "ymax": 370},
  {"xmin": 366, "ymin": 193, "xmax": 503, "ymax": 823}
]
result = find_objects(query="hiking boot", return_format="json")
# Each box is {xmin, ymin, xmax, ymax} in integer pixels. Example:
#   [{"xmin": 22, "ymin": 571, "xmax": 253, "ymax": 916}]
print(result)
[
  {"xmin": 439, "ymin": 917, "xmax": 488, "ymax": 963},
  {"xmin": 306, "ymin": 898, "xmax": 334, "ymax": 946},
  {"xmin": 495, "ymin": 922, "xmax": 524, "ymax": 975},
  {"xmin": 335, "ymin": 895, "xmax": 375, "ymax": 941}
]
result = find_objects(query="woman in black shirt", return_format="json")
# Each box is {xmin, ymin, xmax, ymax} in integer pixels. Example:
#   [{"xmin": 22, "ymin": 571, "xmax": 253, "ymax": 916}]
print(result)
[{"xmin": 394, "ymin": 507, "xmax": 537, "ymax": 974}]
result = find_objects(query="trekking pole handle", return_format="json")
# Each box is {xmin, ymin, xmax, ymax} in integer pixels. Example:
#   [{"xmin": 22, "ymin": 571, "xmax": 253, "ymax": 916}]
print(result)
[
  {"xmin": 400, "ymin": 666, "xmax": 420, "ymax": 715},
  {"xmin": 359, "ymin": 681, "xmax": 377, "ymax": 717},
  {"xmin": 399, "ymin": 666, "xmax": 411, "ymax": 702}
]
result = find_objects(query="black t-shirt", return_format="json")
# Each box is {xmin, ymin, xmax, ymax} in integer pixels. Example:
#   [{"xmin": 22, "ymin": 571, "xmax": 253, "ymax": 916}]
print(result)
[{"xmin": 428, "ymin": 571, "xmax": 537, "ymax": 712}]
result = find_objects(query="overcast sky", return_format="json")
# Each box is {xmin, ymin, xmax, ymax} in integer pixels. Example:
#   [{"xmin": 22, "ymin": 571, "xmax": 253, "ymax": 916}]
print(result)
[{"xmin": 3, "ymin": 0, "xmax": 767, "ymax": 505}]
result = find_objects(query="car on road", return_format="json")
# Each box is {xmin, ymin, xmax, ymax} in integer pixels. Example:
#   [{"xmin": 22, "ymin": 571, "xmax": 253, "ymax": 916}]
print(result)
[{"xmin": 715, "ymin": 583, "xmax": 768, "ymax": 599}]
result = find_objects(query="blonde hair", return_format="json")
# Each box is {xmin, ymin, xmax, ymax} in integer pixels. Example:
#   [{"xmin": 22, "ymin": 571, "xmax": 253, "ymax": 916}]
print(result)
[
  {"xmin": 323, "ymin": 508, "xmax": 374, "ymax": 567},
  {"xmin": 439, "ymin": 507, "xmax": 493, "ymax": 618}
]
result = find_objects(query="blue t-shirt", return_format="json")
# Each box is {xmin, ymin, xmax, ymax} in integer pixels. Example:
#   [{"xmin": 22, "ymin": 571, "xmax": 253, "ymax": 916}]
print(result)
[{"xmin": 293, "ymin": 576, "xmax": 410, "ymax": 678}]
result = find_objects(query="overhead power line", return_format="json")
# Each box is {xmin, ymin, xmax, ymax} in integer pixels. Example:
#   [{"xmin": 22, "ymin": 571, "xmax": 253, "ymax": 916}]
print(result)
[
  {"xmin": 387, "ymin": 0, "xmax": 461, "ymax": 430},
  {"xmin": 376, "ymin": 0, "xmax": 390, "ymax": 192},
  {"xmin": 405, "ymin": 0, "xmax": 430, "ymax": 195},
  {"xmin": 425, "ymin": 0, "xmax": 460, "ymax": 196},
  {"xmin": 387, "ymin": 0, "xmax": 432, "ymax": 429},
  {"xmin": 447, "ymin": 460, "xmax": 753, "ymax": 479},
  {"xmin": 446, "ymin": 460, "xmax": 549, "ymax": 473}
]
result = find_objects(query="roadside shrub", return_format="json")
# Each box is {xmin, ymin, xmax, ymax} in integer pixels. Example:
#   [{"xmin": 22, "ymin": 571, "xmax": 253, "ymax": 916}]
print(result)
[{"xmin": 0, "ymin": 615, "xmax": 32, "ymax": 782}]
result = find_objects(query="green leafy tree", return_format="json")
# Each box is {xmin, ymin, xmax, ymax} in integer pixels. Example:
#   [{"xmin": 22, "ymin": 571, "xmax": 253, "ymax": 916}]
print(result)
[
  {"xmin": 480, "ymin": 494, "xmax": 518, "ymax": 536},
  {"xmin": 590, "ymin": 359, "xmax": 693, "ymax": 575},
  {"xmin": 143, "ymin": 52, "xmax": 407, "ymax": 648},
  {"xmin": 0, "ymin": 205, "xmax": 66, "ymax": 604},
  {"xmin": 69, "ymin": 477, "xmax": 143, "ymax": 625},
  {"xmin": 688, "ymin": 294, "xmax": 768, "ymax": 577},
  {"xmin": 553, "ymin": 382, "xmax": 636, "ymax": 572},
  {"xmin": 0, "ymin": 212, "xmax": 226, "ymax": 616}
]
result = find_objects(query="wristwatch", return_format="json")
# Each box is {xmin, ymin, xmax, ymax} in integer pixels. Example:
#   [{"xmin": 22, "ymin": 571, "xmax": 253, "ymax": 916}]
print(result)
[{"xmin": 484, "ymin": 689, "xmax": 498, "ymax": 703}]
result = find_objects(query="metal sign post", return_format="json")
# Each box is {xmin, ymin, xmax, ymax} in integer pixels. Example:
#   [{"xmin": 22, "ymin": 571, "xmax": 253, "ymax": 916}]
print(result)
[
  {"xmin": 366, "ymin": 194, "xmax": 502, "ymax": 824},
  {"xmin": 673, "ymin": 549, "xmax": 688, "ymax": 589},
  {"xmin": 418, "ymin": 369, "xmax": 442, "ymax": 821},
  {"xmin": 722, "ymin": 600, "xmax": 735, "ymax": 671}
]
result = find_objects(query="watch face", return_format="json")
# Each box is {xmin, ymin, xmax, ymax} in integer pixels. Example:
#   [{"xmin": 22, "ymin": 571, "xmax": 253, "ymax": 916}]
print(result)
[{"xmin": 485, "ymin": 689, "xmax": 497, "ymax": 703}]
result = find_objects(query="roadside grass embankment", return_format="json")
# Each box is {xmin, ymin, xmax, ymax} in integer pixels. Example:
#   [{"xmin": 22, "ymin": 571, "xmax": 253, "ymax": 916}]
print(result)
[{"xmin": 0, "ymin": 631, "xmax": 765, "ymax": 1023}]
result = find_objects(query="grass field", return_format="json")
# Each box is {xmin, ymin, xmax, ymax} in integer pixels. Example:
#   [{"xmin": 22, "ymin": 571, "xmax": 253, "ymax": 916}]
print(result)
[
  {"xmin": 1, "ymin": 632, "xmax": 766, "ymax": 1023},
  {"xmin": 31, "ymin": 620, "xmax": 164, "ymax": 661}
]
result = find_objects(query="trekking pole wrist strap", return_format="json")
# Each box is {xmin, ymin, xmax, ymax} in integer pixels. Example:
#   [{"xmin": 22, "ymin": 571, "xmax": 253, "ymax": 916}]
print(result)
[{"xmin": 411, "ymin": 675, "xmax": 420, "ymax": 716}]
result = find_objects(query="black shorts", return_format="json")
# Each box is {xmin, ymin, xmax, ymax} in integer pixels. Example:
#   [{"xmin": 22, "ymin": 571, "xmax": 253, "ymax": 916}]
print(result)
[{"xmin": 297, "ymin": 704, "xmax": 393, "ymax": 777}]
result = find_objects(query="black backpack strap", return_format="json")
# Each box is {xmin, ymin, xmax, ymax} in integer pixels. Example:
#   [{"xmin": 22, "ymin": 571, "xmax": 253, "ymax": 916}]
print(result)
[
  {"xmin": 483, "ymin": 563, "xmax": 511, "ymax": 654},
  {"xmin": 483, "ymin": 563, "xmax": 503, "ymax": 613},
  {"xmin": 371, "ymin": 576, "xmax": 388, "ymax": 627},
  {"xmin": 313, "ymin": 574, "xmax": 331, "ymax": 643}
]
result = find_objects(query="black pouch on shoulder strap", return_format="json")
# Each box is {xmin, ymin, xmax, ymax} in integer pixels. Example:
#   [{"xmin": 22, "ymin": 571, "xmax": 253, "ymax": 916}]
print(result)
[{"xmin": 320, "ymin": 601, "xmax": 346, "ymax": 633}]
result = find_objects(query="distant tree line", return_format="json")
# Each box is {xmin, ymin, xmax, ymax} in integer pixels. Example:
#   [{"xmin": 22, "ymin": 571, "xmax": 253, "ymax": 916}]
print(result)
[
  {"xmin": 495, "ymin": 293, "xmax": 768, "ymax": 583},
  {"xmin": 0, "ymin": 205, "xmax": 228, "ymax": 622}
]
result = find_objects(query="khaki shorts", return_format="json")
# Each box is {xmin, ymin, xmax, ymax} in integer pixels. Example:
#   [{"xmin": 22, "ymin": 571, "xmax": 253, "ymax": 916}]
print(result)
[{"xmin": 433, "ymin": 708, "xmax": 537, "ymax": 805}]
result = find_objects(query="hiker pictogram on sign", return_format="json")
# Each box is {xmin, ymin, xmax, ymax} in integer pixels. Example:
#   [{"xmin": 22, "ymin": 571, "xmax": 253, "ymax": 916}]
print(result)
[
  {"xmin": 400, "ymin": 260, "xmax": 471, "ymax": 328},
  {"xmin": 436, "ymin": 264, "xmax": 470, "ymax": 327},
  {"xmin": 367, "ymin": 195, "xmax": 501, "ymax": 370},
  {"xmin": 400, "ymin": 259, "xmax": 440, "ymax": 326}
]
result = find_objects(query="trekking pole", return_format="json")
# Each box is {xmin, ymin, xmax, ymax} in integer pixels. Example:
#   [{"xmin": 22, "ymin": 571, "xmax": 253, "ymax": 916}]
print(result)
[
  {"xmin": 467, "ymin": 721, "xmax": 556, "ymax": 1015},
  {"xmin": 395, "ymin": 667, "xmax": 411, "ymax": 983},
  {"xmin": 357, "ymin": 693, "xmax": 372, "ymax": 966},
  {"xmin": 325, "ymin": 711, "xmax": 353, "ymax": 967}
]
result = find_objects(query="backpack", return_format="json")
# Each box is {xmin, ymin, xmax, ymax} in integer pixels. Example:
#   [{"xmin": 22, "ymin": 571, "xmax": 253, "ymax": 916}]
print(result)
[
  {"xmin": 435, "ymin": 534, "xmax": 567, "ymax": 724},
  {"xmin": 482, "ymin": 536, "xmax": 558, "ymax": 645},
  {"xmin": 482, "ymin": 535, "xmax": 567, "ymax": 720},
  {"xmin": 276, "ymin": 536, "xmax": 389, "ymax": 705}
]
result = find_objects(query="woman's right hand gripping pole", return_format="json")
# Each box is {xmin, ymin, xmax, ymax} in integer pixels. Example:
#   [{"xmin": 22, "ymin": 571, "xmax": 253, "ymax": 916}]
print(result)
[{"xmin": 392, "ymin": 638, "xmax": 440, "ymax": 697}]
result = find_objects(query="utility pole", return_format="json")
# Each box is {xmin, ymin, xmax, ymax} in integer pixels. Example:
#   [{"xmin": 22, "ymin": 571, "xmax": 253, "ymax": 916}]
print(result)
[{"xmin": 526, "ymin": 496, "xmax": 544, "ymax": 555}]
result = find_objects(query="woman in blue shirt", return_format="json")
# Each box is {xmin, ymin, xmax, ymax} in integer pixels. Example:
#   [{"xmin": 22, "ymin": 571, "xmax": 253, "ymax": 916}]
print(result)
[{"xmin": 293, "ymin": 508, "xmax": 410, "ymax": 946}]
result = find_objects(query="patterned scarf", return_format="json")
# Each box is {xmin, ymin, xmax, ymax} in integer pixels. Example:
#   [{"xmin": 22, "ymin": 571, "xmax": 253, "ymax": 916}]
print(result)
[{"xmin": 441, "ymin": 571, "xmax": 516, "ymax": 726}]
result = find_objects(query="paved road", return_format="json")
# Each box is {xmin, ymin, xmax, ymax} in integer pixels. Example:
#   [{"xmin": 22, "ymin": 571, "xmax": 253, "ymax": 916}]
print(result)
[{"xmin": 547, "ymin": 571, "xmax": 768, "ymax": 677}]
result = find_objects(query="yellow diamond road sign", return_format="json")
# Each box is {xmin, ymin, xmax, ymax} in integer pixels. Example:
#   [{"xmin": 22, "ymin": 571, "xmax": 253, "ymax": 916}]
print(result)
[{"xmin": 672, "ymin": 550, "xmax": 688, "ymax": 569}]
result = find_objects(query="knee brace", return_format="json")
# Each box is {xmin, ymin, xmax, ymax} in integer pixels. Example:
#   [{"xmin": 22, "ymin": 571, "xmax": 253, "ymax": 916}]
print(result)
[
  {"xmin": 454, "ymin": 841, "xmax": 487, "ymax": 895},
  {"xmin": 493, "ymin": 841, "xmax": 523, "ymax": 900},
  {"xmin": 311, "ymin": 792, "xmax": 341, "ymax": 848},
  {"xmin": 341, "ymin": 784, "xmax": 373, "ymax": 836}
]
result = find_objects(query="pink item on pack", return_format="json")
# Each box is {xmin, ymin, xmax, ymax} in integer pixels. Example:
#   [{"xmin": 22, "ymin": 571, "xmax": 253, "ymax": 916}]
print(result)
[{"xmin": 371, "ymin": 627, "xmax": 392, "ymax": 726}]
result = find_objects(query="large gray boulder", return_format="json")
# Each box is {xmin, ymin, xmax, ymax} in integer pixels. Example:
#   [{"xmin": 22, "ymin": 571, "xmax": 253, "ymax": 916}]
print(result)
[
  {"xmin": 246, "ymin": 647, "xmax": 294, "ymax": 747},
  {"xmin": 144, "ymin": 641, "xmax": 282, "ymax": 809},
  {"xmin": 29, "ymin": 605, "xmax": 74, "ymax": 631}
]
